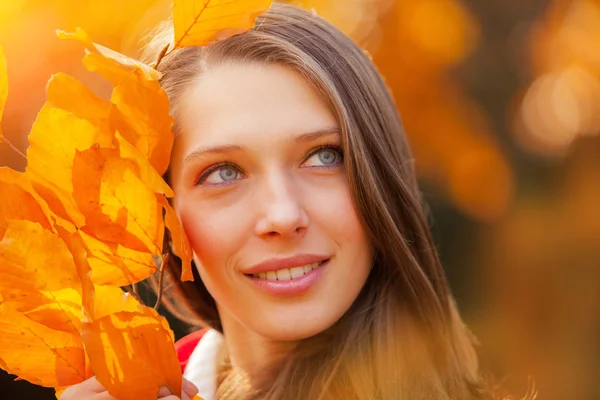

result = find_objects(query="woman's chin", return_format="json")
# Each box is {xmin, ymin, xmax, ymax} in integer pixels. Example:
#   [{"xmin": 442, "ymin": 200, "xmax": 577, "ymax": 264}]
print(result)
[{"xmin": 250, "ymin": 314, "xmax": 339, "ymax": 342}]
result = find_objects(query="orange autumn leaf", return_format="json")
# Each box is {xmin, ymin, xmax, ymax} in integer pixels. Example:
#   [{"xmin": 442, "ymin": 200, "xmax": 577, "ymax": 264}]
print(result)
[
  {"xmin": 47, "ymin": 72, "xmax": 111, "ymax": 127},
  {"xmin": 0, "ymin": 168, "xmax": 54, "ymax": 240},
  {"xmin": 82, "ymin": 307, "xmax": 182, "ymax": 400},
  {"xmin": 158, "ymin": 194, "xmax": 194, "ymax": 281},
  {"xmin": 57, "ymin": 28, "xmax": 161, "ymax": 86},
  {"xmin": 115, "ymin": 132, "xmax": 174, "ymax": 197},
  {"xmin": 0, "ymin": 45, "xmax": 7, "ymax": 142},
  {"xmin": 0, "ymin": 302, "xmax": 87, "ymax": 388},
  {"xmin": 109, "ymin": 69, "xmax": 174, "ymax": 175},
  {"xmin": 173, "ymin": 0, "xmax": 274, "ymax": 48},
  {"xmin": 81, "ymin": 230, "xmax": 159, "ymax": 286},
  {"xmin": 0, "ymin": 220, "xmax": 82, "ymax": 335},
  {"xmin": 93, "ymin": 285, "xmax": 141, "ymax": 320},
  {"xmin": 72, "ymin": 146, "xmax": 164, "ymax": 256},
  {"xmin": 26, "ymin": 103, "xmax": 113, "ymax": 228}
]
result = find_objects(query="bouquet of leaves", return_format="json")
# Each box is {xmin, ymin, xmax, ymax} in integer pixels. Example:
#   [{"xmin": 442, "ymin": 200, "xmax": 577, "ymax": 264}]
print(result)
[{"xmin": 0, "ymin": 1, "xmax": 275, "ymax": 399}]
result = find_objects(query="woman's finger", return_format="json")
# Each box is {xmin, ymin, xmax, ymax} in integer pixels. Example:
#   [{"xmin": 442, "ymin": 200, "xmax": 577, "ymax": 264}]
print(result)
[
  {"xmin": 157, "ymin": 386, "xmax": 173, "ymax": 397},
  {"xmin": 182, "ymin": 378, "xmax": 199, "ymax": 398},
  {"xmin": 60, "ymin": 376, "xmax": 108, "ymax": 399}
]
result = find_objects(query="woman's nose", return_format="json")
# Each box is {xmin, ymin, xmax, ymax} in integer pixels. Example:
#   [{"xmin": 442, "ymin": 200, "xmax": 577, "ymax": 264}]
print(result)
[{"xmin": 254, "ymin": 174, "xmax": 309, "ymax": 239}]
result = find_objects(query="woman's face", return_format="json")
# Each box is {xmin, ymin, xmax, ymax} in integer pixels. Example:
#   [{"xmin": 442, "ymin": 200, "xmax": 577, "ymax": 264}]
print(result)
[{"xmin": 170, "ymin": 62, "xmax": 374, "ymax": 341}]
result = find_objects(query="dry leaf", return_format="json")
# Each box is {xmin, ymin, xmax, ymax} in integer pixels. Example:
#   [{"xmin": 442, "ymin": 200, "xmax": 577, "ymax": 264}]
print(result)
[
  {"xmin": 0, "ymin": 302, "xmax": 87, "ymax": 388},
  {"xmin": 173, "ymin": 0, "xmax": 274, "ymax": 48},
  {"xmin": 0, "ymin": 45, "xmax": 7, "ymax": 142},
  {"xmin": 82, "ymin": 307, "xmax": 182, "ymax": 400},
  {"xmin": 109, "ymin": 69, "xmax": 174, "ymax": 175},
  {"xmin": 158, "ymin": 194, "xmax": 194, "ymax": 281},
  {"xmin": 57, "ymin": 28, "xmax": 161, "ymax": 85}
]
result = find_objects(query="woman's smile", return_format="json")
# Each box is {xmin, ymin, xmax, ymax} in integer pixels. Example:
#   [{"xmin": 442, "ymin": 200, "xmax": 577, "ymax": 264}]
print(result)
[{"xmin": 243, "ymin": 255, "xmax": 330, "ymax": 296}]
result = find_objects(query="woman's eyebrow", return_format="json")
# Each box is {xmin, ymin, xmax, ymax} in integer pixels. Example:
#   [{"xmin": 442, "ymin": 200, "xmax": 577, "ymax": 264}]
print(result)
[
  {"xmin": 183, "ymin": 128, "xmax": 340, "ymax": 164},
  {"xmin": 184, "ymin": 144, "xmax": 243, "ymax": 164},
  {"xmin": 293, "ymin": 127, "xmax": 340, "ymax": 142}
]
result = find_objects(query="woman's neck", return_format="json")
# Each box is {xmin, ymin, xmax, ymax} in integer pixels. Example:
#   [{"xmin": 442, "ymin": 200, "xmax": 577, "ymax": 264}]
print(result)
[{"xmin": 217, "ymin": 307, "xmax": 298, "ymax": 386}]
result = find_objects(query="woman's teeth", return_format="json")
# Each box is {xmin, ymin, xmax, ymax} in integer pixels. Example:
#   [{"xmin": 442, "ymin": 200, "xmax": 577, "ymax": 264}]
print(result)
[{"xmin": 252, "ymin": 262, "xmax": 321, "ymax": 281}]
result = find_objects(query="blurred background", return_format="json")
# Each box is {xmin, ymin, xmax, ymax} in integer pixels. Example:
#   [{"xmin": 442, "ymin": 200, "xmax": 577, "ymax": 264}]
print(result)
[{"xmin": 1, "ymin": 0, "xmax": 599, "ymax": 398}]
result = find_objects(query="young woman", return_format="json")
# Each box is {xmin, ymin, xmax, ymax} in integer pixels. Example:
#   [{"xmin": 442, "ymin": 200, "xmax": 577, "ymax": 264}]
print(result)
[{"xmin": 62, "ymin": 4, "xmax": 496, "ymax": 400}]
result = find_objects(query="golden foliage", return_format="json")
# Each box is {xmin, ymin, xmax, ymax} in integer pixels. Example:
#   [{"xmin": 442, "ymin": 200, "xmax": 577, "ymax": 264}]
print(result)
[
  {"xmin": 82, "ymin": 307, "xmax": 182, "ymax": 400},
  {"xmin": 0, "ymin": 26, "xmax": 199, "ymax": 397},
  {"xmin": 0, "ymin": 45, "xmax": 6, "ymax": 142},
  {"xmin": 173, "ymin": 0, "xmax": 274, "ymax": 48}
]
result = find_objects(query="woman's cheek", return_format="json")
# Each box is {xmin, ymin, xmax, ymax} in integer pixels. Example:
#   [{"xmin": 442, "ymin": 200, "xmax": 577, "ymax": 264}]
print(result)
[{"xmin": 178, "ymin": 198, "xmax": 253, "ymax": 271}]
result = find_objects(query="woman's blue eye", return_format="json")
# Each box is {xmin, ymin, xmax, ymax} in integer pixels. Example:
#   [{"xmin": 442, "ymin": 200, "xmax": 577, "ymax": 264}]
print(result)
[
  {"xmin": 197, "ymin": 164, "xmax": 242, "ymax": 185},
  {"xmin": 303, "ymin": 147, "xmax": 343, "ymax": 167}
]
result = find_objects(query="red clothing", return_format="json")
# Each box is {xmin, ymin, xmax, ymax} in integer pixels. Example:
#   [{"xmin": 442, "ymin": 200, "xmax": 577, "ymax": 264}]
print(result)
[{"xmin": 175, "ymin": 328, "xmax": 209, "ymax": 373}]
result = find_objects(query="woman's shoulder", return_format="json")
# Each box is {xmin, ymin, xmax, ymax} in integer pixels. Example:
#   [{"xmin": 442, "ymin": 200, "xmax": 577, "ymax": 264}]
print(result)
[
  {"xmin": 175, "ymin": 328, "xmax": 211, "ymax": 372},
  {"xmin": 176, "ymin": 328, "xmax": 223, "ymax": 400}
]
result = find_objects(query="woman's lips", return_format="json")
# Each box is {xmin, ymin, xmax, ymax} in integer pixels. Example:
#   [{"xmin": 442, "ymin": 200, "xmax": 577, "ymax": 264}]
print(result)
[
  {"xmin": 243, "ymin": 254, "xmax": 330, "ymax": 275},
  {"xmin": 245, "ymin": 259, "xmax": 329, "ymax": 296}
]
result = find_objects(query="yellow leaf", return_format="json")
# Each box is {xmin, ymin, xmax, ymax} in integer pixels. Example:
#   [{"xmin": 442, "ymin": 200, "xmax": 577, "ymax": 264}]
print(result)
[
  {"xmin": 82, "ymin": 307, "xmax": 182, "ymax": 400},
  {"xmin": 47, "ymin": 72, "xmax": 111, "ymax": 127},
  {"xmin": 173, "ymin": 0, "xmax": 274, "ymax": 48},
  {"xmin": 0, "ymin": 45, "xmax": 7, "ymax": 142},
  {"xmin": 115, "ymin": 132, "xmax": 174, "ymax": 197},
  {"xmin": 0, "ymin": 168, "xmax": 54, "ymax": 240},
  {"xmin": 0, "ymin": 220, "xmax": 82, "ymax": 335},
  {"xmin": 81, "ymin": 231, "xmax": 159, "ymax": 286},
  {"xmin": 26, "ymin": 104, "xmax": 113, "ymax": 228},
  {"xmin": 110, "ymin": 70, "xmax": 174, "ymax": 175},
  {"xmin": 57, "ymin": 28, "xmax": 161, "ymax": 86},
  {"xmin": 158, "ymin": 194, "xmax": 194, "ymax": 281},
  {"xmin": 93, "ymin": 285, "xmax": 141, "ymax": 320},
  {"xmin": 72, "ymin": 146, "xmax": 164, "ymax": 255},
  {"xmin": 0, "ymin": 302, "xmax": 87, "ymax": 388},
  {"xmin": 57, "ymin": 228, "xmax": 96, "ymax": 323},
  {"xmin": 21, "ymin": 288, "xmax": 82, "ymax": 334}
]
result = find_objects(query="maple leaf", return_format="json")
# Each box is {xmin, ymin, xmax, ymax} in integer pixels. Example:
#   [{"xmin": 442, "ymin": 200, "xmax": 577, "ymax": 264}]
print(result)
[
  {"xmin": 173, "ymin": 0, "xmax": 274, "ymax": 48},
  {"xmin": 82, "ymin": 307, "xmax": 182, "ymax": 400},
  {"xmin": 0, "ymin": 45, "xmax": 7, "ymax": 142}
]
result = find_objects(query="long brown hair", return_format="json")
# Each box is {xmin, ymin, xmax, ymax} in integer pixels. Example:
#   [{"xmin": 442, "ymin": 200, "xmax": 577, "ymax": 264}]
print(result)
[{"xmin": 147, "ymin": 4, "xmax": 499, "ymax": 399}]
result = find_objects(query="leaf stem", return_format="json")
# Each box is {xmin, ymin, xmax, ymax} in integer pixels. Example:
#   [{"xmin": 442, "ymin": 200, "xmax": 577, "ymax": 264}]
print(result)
[
  {"xmin": 154, "ymin": 253, "xmax": 169, "ymax": 310},
  {"xmin": 2, "ymin": 137, "xmax": 26, "ymax": 160},
  {"xmin": 153, "ymin": 43, "xmax": 170, "ymax": 70}
]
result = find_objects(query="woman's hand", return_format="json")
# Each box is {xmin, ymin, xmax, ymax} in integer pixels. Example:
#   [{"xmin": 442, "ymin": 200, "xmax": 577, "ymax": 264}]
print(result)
[{"xmin": 60, "ymin": 376, "xmax": 199, "ymax": 400}]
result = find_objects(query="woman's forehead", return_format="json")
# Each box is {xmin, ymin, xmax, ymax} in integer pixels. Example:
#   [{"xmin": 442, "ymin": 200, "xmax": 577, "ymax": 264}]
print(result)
[{"xmin": 175, "ymin": 62, "xmax": 338, "ymax": 153}]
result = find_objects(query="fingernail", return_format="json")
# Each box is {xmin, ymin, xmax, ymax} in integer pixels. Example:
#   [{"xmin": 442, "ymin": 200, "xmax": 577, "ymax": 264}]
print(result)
[{"xmin": 183, "ymin": 378, "xmax": 199, "ymax": 397}]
